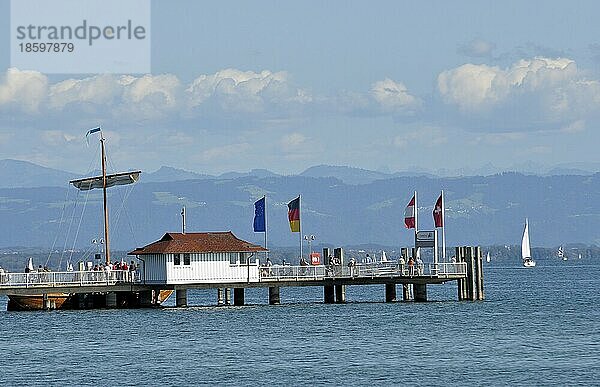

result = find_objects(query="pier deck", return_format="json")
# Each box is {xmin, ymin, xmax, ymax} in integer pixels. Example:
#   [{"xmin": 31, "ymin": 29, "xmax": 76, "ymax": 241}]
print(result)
[{"xmin": 0, "ymin": 262, "xmax": 466, "ymax": 296}]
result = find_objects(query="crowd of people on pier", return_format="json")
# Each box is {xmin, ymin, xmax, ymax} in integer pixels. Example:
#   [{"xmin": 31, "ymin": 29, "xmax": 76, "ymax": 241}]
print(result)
[
  {"xmin": 257, "ymin": 251, "xmax": 427, "ymax": 279},
  {"xmin": 0, "ymin": 258, "xmax": 141, "ymax": 285},
  {"xmin": 398, "ymin": 256, "xmax": 424, "ymax": 276},
  {"xmin": 80, "ymin": 260, "xmax": 140, "ymax": 283}
]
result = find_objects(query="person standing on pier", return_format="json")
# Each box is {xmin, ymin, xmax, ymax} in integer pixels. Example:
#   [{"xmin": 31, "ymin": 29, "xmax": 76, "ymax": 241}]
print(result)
[
  {"xmin": 408, "ymin": 257, "xmax": 415, "ymax": 276},
  {"xmin": 348, "ymin": 257, "xmax": 356, "ymax": 277},
  {"xmin": 416, "ymin": 256, "xmax": 424, "ymax": 275}
]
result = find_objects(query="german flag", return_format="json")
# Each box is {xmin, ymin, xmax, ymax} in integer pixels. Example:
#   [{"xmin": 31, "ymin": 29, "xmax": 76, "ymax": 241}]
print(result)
[{"xmin": 287, "ymin": 196, "xmax": 301, "ymax": 232}]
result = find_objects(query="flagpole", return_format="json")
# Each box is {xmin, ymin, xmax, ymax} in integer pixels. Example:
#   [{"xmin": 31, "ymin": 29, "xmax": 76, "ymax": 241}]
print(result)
[
  {"xmin": 264, "ymin": 195, "xmax": 268, "ymax": 260},
  {"xmin": 414, "ymin": 190, "xmax": 418, "ymax": 251},
  {"xmin": 299, "ymin": 194, "xmax": 303, "ymax": 261},
  {"xmin": 441, "ymin": 190, "xmax": 446, "ymax": 262}
]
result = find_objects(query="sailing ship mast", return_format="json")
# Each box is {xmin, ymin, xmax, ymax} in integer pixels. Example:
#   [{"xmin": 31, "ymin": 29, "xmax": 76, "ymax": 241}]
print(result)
[{"xmin": 69, "ymin": 128, "xmax": 141, "ymax": 266}]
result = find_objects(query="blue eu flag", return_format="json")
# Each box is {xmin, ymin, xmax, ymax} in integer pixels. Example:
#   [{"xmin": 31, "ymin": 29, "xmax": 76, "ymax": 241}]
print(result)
[{"xmin": 253, "ymin": 196, "xmax": 266, "ymax": 232}]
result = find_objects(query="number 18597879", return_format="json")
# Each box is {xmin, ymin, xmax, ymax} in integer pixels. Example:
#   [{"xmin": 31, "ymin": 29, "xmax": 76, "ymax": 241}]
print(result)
[{"xmin": 18, "ymin": 42, "xmax": 75, "ymax": 52}]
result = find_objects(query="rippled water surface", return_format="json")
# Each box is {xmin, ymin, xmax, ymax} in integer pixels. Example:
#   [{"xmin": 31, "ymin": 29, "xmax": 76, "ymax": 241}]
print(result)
[{"xmin": 1, "ymin": 264, "xmax": 599, "ymax": 386}]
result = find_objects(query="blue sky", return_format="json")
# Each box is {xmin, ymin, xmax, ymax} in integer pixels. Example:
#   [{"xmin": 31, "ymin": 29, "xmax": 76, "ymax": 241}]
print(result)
[{"xmin": 1, "ymin": 0, "xmax": 600, "ymax": 175}]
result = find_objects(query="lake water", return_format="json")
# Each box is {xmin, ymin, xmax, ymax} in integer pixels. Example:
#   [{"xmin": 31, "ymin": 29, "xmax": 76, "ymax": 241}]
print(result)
[{"xmin": 1, "ymin": 262, "xmax": 599, "ymax": 386}]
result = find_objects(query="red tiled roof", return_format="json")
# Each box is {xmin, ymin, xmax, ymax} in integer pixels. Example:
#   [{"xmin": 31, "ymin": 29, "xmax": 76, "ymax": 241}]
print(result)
[{"xmin": 128, "ymin": 231, "xmax": 267, "ymax": 255}]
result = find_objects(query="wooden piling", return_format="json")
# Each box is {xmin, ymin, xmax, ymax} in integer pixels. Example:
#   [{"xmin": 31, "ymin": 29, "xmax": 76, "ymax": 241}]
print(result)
[
  {"xmin": 324, "ymin": 285, "xmax": 335, "ymax": 304},
  {"xmin": 233, "ymin": 288, "xmax": 245, "ymax": 306},
  {"xmin": 323, "ymin": 247, "xmax": 331, "ymax": 261},
  {"xmin": 140, "ymin": 290, "xmax": 153, "ymax": 307},
  {"xmin": 335, "ymin": 285, "xmax": 346, "ymax": 303},
  {"xmin": 106, "ymin": 292, "xmax": 117, "ymax": 308},
  {"xmin": 465, "ymin": 246, "xmax": 477, "ymax": 301},
  {"xmin": 478, "ymin": 249, "xmax": 485, "ymax": 300},
  {"xmin": 402, "ymin": 284, "xmax": 412, "ymax": 301},
  {"xmin": 414, "ymin": 284, "xmax": 427, "ymax": 302},
  {"xmin": 385, "ymin": 284, "xmax": 396, "ymax": 302},
  {"xmin": 465, "ymin": 246, "xmax": 472, "ymax": 300},
  {"xmin": 76, "ymin": 293, "xmax": 87, "ymax": 309},
  {"xmin": 334, "ymin": 248, "xmax": 345, "ymax": 266},
  {"xmin": 176, "ymin": 289, "xmax": 188, "ymax": 307},
  {"xmin": 268, "ymin": 287, "xmax": 280, "ymax": 305},
  {"xmin": 475, "ymin": 246, "xmax": 485, "ymax": 300},
  {"xmin": 455, "ymin": 247, "xmax": 463, "ymax": 301},
  {"xmin": 217, "ymin": 288, "xmax": 224, "ymax": 306}
]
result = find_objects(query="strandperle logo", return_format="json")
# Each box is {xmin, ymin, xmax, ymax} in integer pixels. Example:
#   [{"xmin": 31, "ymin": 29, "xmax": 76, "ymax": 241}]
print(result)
[
  {"xmin": 10, "ymin": 0, "xmax": 151, "ymax": 73},
  {"xmin": 15, "ymin": 20, "xmax": 147, "ymax": 46}
]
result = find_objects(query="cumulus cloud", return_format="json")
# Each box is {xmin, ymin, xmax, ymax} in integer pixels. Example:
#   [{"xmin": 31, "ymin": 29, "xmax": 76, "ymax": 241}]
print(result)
[
  {"xmin": 370, "ymin": 78, "xmax": 422, "ymax": 115},
  {"xmin": 457, "ymin": 39, "xmax": 496, "ymax": 58},
  {"xmin": 437, "ymin": 57, "xmax": 600, "ymax": 127},
  {"xmin": 0, "ymin": 67, "xmax": 313, "ymax": 123},
  {"xmin": 120, "ymin": 74, "xmax": 181, "ymax": 119},
  {"xmin": 186, "ymin": 69, "xmax": 310, "ymax": 114},
  {"xmin": 49, "ymin": 74, "xmax": 125, "ymax": 109},
  {"xmin": 0, "ymin": 67, "xmax": 423, "ymax": 128},
  {"xmin": 0, "ymin": 68, "xmax": 48, "ymax": 113}
]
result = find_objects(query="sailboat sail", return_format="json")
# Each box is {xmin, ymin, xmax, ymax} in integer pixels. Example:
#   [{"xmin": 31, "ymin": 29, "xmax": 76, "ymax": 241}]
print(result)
[
  {"xmin": 521, "ymin": 219, "xmax": 531, "ymax": 260},
  {"xmin": 70, "ymin": 171, "xmax": 141, "ymax": 191},
  {"xmin": 486, "ymin": 252, "xmax": 490, "ymax": 263},
  {"xmin": 381, "ymin": 250, "xmax": 388, "ymax": 262}
]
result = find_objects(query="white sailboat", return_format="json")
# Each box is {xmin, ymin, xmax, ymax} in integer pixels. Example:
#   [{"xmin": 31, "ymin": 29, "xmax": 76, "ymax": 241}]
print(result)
[
  {"xmin": 521, "ymin": 218, "xmax": 536, "ymax": 268},
  {"xmin": 486, "ymin": 252, "xmax": 491, "ymax": 263},
  {"xmin": 557, "ymin": 245, "xmax": 567, "ymax": 261}
]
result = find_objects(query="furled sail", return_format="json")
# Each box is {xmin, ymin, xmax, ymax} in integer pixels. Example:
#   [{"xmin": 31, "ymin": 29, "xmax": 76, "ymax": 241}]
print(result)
[
  {"xmin": 70, "ymin": 171, "xmax": 141, "ymax": 191},
  {"xmin": 521, "ymin": 219, "xmax": 531, "ymax": 260}
]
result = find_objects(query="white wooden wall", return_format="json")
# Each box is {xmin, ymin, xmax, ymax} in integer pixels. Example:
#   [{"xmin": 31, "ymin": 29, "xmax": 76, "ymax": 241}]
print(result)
[{"xmin": 143, "ymin": 252, "xmax": 260, "ymax": 284}]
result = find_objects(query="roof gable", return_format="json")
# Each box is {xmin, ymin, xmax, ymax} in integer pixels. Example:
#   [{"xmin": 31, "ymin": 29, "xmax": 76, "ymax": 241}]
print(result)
[{"xmin": 129, "ymin": 231, "xmax": 267, "ymax": 255}]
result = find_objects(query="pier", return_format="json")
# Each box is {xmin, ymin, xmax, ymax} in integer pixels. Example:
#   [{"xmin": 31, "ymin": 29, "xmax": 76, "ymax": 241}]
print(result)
[{"xmin": 0, "ymin": 246, "xmax": 485, "ymax": 310}]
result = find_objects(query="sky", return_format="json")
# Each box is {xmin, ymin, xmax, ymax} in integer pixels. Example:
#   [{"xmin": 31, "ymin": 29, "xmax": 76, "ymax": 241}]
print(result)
[{"xmin": 1, "ymin": 0, "xmax": 600, "ymax": 175}]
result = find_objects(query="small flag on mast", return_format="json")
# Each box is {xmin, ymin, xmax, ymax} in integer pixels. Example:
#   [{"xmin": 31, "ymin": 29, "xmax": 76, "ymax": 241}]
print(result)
[
  {"xmin": 253, "ymin": 196, "xmax": 266, "ymax": 232},
  {"xmin": 85, "ymin": 127, "xmax": 101, "ymax": 146},
  {"xmin": 433, "ymin": 193, "xmax": 444, "ymax": 227},
  {"xmin": 404, "ymin": 194, "xmax": 416, "ymax": 229},
  {"xmin": 287, "ymin": 196, "xmax": 301, "ymax": 232}
]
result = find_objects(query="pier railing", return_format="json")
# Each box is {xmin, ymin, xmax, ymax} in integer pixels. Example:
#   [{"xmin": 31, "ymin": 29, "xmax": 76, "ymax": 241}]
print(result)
[
  {"xmin": 260, "ymin": 262, "xmax": 466, "ymax": 281},
  {"xmin": 0, "ymin": 262, "xmax": 466, "ymax": 288},
  {"xmin": 0, "ymin": 270, "xmax": 139, "ymax": 289}
]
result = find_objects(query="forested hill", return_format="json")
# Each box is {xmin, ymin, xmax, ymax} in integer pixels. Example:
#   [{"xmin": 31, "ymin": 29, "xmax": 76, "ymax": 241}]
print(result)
[{"xmin": 0, "ymin": 169, "xmax": 598, "ymax": 249}]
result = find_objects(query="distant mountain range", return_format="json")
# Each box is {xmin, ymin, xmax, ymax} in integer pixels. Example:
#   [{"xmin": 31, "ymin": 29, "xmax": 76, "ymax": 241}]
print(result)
[
  {"xmin": 0, "ymin": 159, "xmax": 79, "ymax": 188},
  {"xmin": 1, "ymin": 159, "xmax": 599, "ymax": 189},
  {"xmin": 0, "ymin": 159, "xmax": 599, "ymax": 250}
]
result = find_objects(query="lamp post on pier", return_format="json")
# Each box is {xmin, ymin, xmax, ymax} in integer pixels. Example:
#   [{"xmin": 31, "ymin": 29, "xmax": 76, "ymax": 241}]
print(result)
[{"xmin": 304, "ymin": 234, "xmax": 316, "ymax": 258}]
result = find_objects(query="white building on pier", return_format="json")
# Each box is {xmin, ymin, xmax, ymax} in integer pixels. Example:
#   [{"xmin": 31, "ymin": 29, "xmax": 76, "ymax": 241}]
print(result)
[{"xmin": 129, "ymin": 232, "xmax": 266, "ymax": 285}]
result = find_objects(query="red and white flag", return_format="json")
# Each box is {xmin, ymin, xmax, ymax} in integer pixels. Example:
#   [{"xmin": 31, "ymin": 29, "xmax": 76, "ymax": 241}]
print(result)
[
  {"xmin": 433, "ymin": 193, "xmax": 443, "ymax": 228},
  {"xmin": 404, "ymin": 194, "xmax": 416, "ymax": 229}
]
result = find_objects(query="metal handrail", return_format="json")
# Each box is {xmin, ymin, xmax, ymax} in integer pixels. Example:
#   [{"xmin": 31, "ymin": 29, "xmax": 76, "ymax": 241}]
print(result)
[
  {"xmin": 0, "ymin": 270, "xmax": 140, "ymax": 288},
  {"xmin": 0, "ymin": 262, "xmax": 468, "ymax": 287},
  {"xmin": 259, "ymin": 261, "xmax": 467, "ymax": 281}
]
